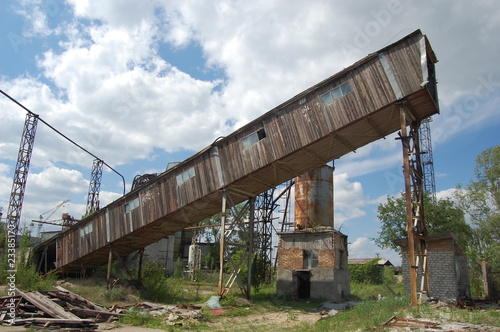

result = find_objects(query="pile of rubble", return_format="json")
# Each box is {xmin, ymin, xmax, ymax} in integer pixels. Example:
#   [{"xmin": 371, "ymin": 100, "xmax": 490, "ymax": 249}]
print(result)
[
  {"xmin": 113, "ymin": 302, "xmax": 203, "ymax": 326},
  {"xmin": 0, "ymin": 286, "xmax": 206, "ymax": 330},
  {"xmin": 0, "ymin": 286, "xmax": 123, "ymax": 329}
]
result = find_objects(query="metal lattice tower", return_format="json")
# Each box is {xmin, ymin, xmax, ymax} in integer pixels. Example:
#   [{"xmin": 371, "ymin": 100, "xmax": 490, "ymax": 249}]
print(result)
[
  {"xmin": 419, "ymin": 117, "xmax": 436, "ymax": 201},
  {"xmin": 5, "ymin": 112, "xmax": 38, "ymax": 237},
  {"xmin": 86, "ymin": 159, "xmax": 104, "ymax": 215},
  {"xmin": 253, "ymin": 189, "xmax": 277, "ymax": 283}
]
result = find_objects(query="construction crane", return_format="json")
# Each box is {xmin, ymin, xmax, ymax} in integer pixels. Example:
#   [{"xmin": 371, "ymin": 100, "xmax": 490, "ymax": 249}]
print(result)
[
  {"xmin": 30, "ymin": 200, "xmax": 77, "ymax": 234},
  {"xmin": 39, "ymin": 200, "xmax": 70, "ymax": 222}
]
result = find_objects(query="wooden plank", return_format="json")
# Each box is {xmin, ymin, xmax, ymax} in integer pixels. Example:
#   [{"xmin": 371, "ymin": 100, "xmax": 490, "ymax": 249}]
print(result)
[
  {"xmin": 16, "ymin": 289, "xmax": 81, "ymax": 321},
  {"xmin": 52, "ymin": 286, "xmax": 105, "ymax": 311}
]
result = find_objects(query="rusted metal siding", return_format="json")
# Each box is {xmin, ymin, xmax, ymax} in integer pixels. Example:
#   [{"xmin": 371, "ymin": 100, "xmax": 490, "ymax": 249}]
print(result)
[
  {"xmin": 294, "ymin": 165, "xmax": 334, "ymax": 229},
  {"xmin": 52, "ymin": 30, "xmax": 440, "ymax": 272}
]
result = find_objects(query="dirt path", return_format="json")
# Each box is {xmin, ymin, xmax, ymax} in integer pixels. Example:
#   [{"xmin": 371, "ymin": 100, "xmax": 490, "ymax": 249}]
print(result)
[{"xmin": 203, "ymin": 310, "xmax": 320, "ymax": 331}]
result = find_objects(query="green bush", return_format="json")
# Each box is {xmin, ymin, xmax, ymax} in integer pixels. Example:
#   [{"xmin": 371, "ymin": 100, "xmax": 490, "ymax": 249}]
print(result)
[
  {"xmin": 103, "ymin": 285, "xmax": 128, "ymax": 302},
  {"xmin": 349, "ymin": 259, "xmax": 384, "ymax": 284},
  {"xmin": 0, "ymin": 229, "xmax": 57, "ymax": 292},
  {"xmin": 141, "ymin": 262, "xmax": 182, "ymax": 302}
]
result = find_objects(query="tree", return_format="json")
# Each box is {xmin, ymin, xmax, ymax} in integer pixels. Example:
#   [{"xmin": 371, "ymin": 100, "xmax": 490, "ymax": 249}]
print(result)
[
  {"xmin": 374, "ymin": 192, "xmax": 472, "ymax": 252},
  {"xmin": 455, "ymin": 145, "xmax": 500, "ymax": 273}
]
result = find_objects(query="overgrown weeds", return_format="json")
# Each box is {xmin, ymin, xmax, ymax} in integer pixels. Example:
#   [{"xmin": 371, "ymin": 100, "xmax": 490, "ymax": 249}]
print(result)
[
  {"xmin": 141, "ymin": 261, "xmax": 183, "ymax": 303},
  {"xmin": 119, "ymin": 307, "xmax": 169, "ymax": 330},
  {"xmin": 0, "ymin": 229, "xmax": 57, "ymax": 292},
  {"xmin": 298, "ymin": 295, "xmax": 411, "ymax": 332}
]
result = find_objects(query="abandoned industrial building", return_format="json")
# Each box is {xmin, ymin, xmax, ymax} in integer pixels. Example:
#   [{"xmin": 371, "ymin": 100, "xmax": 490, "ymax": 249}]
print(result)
[{"xmin": 6, "ymin": 29, "xmax": 445, "ymax": 302}]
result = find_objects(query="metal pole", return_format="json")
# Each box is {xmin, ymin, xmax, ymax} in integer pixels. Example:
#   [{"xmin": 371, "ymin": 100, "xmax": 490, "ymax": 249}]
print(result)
[
  {"xmin": 217, "ymin": 191, "xmax": 227, "ymax": 296},
  {"xmin": 247, "ymin": 197, "xmax": 255, "ymax": 300},
  {"xmin": 106, "ymin": 248, "xmax": 113, "ymax": 288},
  {"xmin": 400, "ymin": 107, "xmax": 418, "ymax": 306}
]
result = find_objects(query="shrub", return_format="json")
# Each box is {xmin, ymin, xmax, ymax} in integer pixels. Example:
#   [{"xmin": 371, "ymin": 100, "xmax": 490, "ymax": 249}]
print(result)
[
  {"xmin": 141, "ymin": 262, "xmax": 182, "ymax": 302},
  {"xmin": 349, "ymin": 259, "xmax": 384, "ymax": 284}
]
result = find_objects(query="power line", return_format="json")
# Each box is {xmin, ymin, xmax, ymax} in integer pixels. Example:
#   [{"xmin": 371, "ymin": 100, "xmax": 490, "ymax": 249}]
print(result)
[{"xmin": 0, "ymin": 89, "xmax": 126, "ymax": 195}]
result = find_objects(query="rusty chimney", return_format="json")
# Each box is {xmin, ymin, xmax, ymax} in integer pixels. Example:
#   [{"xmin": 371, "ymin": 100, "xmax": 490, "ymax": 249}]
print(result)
[{"xmin": 294, "ymin": 164, "xmax": 334, "ymax": 229}]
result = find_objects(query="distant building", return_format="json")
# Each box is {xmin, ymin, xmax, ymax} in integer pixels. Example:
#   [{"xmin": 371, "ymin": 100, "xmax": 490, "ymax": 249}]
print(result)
[{"xmin": 348, "ymin": 258, "xmax": 393, "ymax": 267}]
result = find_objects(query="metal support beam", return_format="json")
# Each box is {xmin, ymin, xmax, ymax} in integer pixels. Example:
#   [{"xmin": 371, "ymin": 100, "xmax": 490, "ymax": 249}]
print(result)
[
  {"xmin": 106, "ymin": 248, "xmax": 113, "ymax": 287},
  {"xmin": 246, "ymin": 197, "xmax": 255, "ymax": 300},
  {"xmin": 217, "ymin": 191, "xmax": 228, "ymax": 296},
  {"xmin": 398, "ymin": 105, "xmax": 430, "ymax": 305}
]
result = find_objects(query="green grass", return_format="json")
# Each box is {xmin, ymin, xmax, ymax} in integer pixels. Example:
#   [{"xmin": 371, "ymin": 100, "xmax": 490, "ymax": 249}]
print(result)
[
  {"xmin": 404, "ymin": 301, "xmax": 500, "ymax": 328},
  {"xmin": 296, "ymin": 295, "xmax": 411, "ymax": 332},
  {"xmin": 350, "ymin": 281, "xmax": 404, "ymax": 300}
]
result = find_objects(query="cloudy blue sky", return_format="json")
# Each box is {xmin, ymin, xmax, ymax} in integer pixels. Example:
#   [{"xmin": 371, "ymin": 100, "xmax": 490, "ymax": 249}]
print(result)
[{"xmin": 0, "ymin": 0, "xmax": 499, "ymax": 265}]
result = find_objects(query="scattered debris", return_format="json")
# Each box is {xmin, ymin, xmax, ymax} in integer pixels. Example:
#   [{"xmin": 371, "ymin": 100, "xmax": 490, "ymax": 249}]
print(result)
[
  {"xmin": 0, "ymin": 287, "xmax": 123, "ymax": 330},
  {"xmin": 234, "ymin": 297, "xmax": 253, "ymax": 306},
  {"xmin": 108, "ymin": 302, "xmax": 203, "ymax": 325},
  {"xmin": 383, "ymin": 315, "xmax": 500, "ymax": 331},
  {"xmin": 319, "ymin": 301, "xmax": 356, "ymax": 311},
  {"xmin": 319, "ymin": 309, "xmax": 338, "ymax": 319},
  {"xmin": 208, "ymin": 308, "xmax": 228, "ymax": 316},
  {"xmin": 384, "ymin": 316, "xmax": 440, "ymax": 329},
  {"xmin": 204, "ymin": 295, "xmax": 221, "ymax": 309}
]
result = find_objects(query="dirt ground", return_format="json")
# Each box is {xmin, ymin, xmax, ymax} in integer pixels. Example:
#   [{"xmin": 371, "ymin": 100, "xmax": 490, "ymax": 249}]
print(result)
[
  {"xmin": 203, "ymin": 310, "xmax": 320, "ymax": 331},
  {"xmin": 0, "ymin": 311, "xmax": 318, "ymax": 332}
]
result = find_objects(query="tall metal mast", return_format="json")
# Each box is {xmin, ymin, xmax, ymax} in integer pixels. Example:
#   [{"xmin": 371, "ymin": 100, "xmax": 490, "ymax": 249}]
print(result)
[
  {"xmin": 419, "ymin": 117, "xmax": 436, "ymax": 200},
  {"xmin": 5, "ymin": 112, "xmax": 38, "ymax": 238},
  {"xmin": 86, "ymin": 159, "xmax": 104, "ymax": 215}
]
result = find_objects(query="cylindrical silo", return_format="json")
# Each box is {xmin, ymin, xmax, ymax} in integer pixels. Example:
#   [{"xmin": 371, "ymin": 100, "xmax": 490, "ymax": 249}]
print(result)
[{"xmin": 294, "ymin": 165, "xmax": 334, "ymax": 229}]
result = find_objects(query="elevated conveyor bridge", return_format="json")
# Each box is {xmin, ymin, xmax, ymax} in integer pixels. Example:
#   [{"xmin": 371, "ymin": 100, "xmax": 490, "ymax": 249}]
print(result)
[{"xmin": 35, "ymin": 30, "xmax": 439, "ymax": 282}]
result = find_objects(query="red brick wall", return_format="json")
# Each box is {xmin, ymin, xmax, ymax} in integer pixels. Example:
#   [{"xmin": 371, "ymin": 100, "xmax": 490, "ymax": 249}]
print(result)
[
  {"xmin": 318, "ymin": 249, "xmax": 335, "ymax": 268},
  {"xmin": 278, "ymin": 247, "xmax": 336, "ymax": 270},
  {"xmin": 278, "ymin": 247, "xmax": 303, "ymax": 270}
]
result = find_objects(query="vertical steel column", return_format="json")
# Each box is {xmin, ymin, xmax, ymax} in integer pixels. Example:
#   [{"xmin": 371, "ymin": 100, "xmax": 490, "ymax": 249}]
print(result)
[
  {"xmin": 399, "ymin": 105, "xmax": 430, "ymax": 305},
  {"xmin": 106, "ymin": 248, "xmax": 113, "ymax": 288},
  {"xmin": 6, "ymin": 112, "xmax": 38, "ymax": 239},
  {"xmin": 400, "ymin": 108, "xmax": 418, "ymax": 305},
  {"xmin": 247, "ymin": 197, "xmax": 255, "ymax": 300},
  {"xmin": 217, "ymin": 191, "xmax": 228, "ymax": 296}
]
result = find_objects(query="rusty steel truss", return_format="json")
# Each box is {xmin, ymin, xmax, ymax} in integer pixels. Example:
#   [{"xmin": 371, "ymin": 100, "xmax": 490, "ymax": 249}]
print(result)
[{"xmin": 217, "ymin": 185, "xmax": 287, "ymax": 298}]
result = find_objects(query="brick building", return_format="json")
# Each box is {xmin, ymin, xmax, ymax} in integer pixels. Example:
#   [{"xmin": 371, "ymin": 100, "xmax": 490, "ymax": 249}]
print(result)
[
  {"xmin": 275, "ymin": 165, "xmax": 350, "ymax": 301},
  {"xmin": 276, "ymin": 228, "xmax": 350, "ymax": 300},
  {"xmin": 394, "ymin": 232, "xmax": 471, "ymax": 300}
]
